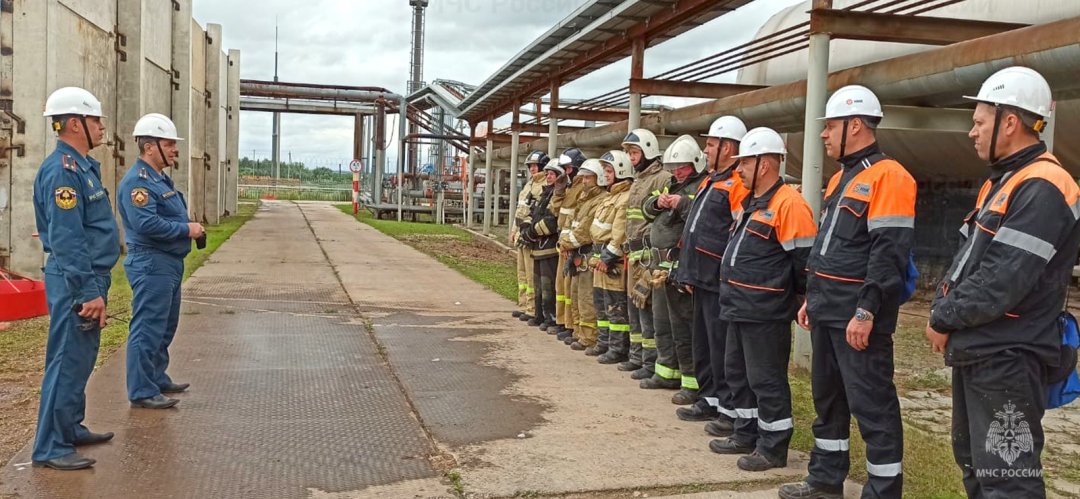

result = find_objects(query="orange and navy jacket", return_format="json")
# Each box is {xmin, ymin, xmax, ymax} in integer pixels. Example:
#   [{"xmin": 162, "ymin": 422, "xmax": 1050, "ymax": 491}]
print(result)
[
  {"xmin": 806, "ymin": 144, "xmax": 916, "ymax": 334},
  {"xmin": 930, "ymin": 144, "xmax": 1080, "ymax": 366},
  {"xmin": 719, "ymin": 180, "xmax": 817, "ymax": 322},
  {"xmin": 675, "ymin": 165, "xmax": 749, "ymax": 292}
]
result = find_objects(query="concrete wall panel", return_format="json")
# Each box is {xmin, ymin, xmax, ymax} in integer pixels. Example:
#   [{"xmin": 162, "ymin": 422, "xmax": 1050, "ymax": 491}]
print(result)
[
  {"xmin": 58, "ymin": 0, "xmax": 115, "ymax": 32},
  {"xmin": 142, "ymin": 60, "xmax": 173, "ymax": 114},
  {"xmin": 190, "ymin": 20, "xmax": 205, "ymax": 92},
  {"xmin": 171, "ymin": 0, "xmax": 192, "ymax": 198},
  {"xmin": 189, "ymin": 86, "xmax": 206, "ymax": 223},
  {"xmin": 142, "ymin": 0, "xmax": 173, "ymax": 69}
]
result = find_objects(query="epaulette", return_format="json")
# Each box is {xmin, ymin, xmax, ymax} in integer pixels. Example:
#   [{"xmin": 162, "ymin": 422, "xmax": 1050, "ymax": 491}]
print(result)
[
  {"xmin": 61, "ymin": 154, "xmax": 78, "ymax": 172},
  {"xmin": 138, "ymin": 167, "xmax": 150, "ymax": 180}
]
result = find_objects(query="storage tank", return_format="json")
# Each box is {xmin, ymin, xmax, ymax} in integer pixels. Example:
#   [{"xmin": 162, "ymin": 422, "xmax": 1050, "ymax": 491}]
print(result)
[{"xmin": 737, "ymin": 0, "xmax": 1080, "ymax": 180}]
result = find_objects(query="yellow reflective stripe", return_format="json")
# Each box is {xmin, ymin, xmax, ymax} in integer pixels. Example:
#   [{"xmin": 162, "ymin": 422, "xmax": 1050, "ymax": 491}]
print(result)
[
  {"xmin": 687, "ymin": 194, "xmax": 696, "ymax": 200},
  {"xmin": 609, "ymin": 323, "xmax": 631, "ymax": 332},
  {"xmin": 597, "ymin": 320, "xmax": 611, "ymax": 328},
  {"xmin": 655, "ymin": 363, "xmax": 682, "ymax": 380},
  {"xmin": 525, "ymin": 286, "xmax": 534, "ymax": 293},
  {"xmin": 556, "ymin": 295, "xmax": 567, "ymax": 303},
  {"xmin": 518, "ymin": 283, "xmax": 527, "ymax": 290},
  {"xmin": 658, "ymin": 261, "xmax": 673, "ymax": 269},
  {"xmin": 641, "ymin": 338, "xmax": 657, "ymax": 349},
  {"xmin": 630, "ymin": 333, "xmax": 643, "ymax": 343},
  {"xmin": 578, "ymin": 321, "xmax": 596, "ymax": 328},
  {"xmin": 681, "ymin": 376, "xmax": 699, "ymax": 390},
  {"xmin": 565, "ymin": 298, "xmax": 573, "ymax": 305}
]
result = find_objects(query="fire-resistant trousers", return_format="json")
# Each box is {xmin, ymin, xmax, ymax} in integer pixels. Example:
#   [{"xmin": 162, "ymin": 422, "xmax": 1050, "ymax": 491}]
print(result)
[
  {"xmin": 601, "ymin": 287, "xmax": 631, "ymax": 357},
  {"xmin": 555, "ymin": 253, "xmax": 569, "ymax": 327},
  {"xmin": 692, "ymin": 288, "xmax": 734, "ymax": 418},
  {"xmin": 593, "ymin": 286, "xmax": 609, "ymax": 349},
  {"xmin": 532, "ymin": 256, "xmax": 558, "ymax": 326},
  {"xmin": 571, "ymin": 270, "xmax": 597, "ymax": 345},
  {"xmin": 652, "ymin": 281, "xmax": 695, "ymax": 388},
  {"xmin": 952, "ymin": 349, "xmax": 1046, "ymax": 499},
  {"xmin": 807, "ymin": 324, "xmax": 904, "ymax": 499},
  {"xmin": 725, "ymin": 320, "xmax": 793, "ymax": 464},
  {"xmin": 516, "ymin": 246, "xmax": 535, "ymax": 314},
  {"xmin": 627, "ymin": 297, "xmax": 655, "ymax": 371}
]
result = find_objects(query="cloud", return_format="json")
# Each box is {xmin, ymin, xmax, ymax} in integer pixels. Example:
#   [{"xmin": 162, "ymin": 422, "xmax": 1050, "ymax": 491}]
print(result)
[{"xmin": 193, "ymin": 0, "xmax": 802, "ymax": 165}]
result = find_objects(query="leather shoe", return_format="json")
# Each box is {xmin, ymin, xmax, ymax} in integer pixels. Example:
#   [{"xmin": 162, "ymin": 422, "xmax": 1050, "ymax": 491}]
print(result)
[
  {"xmin": 160, "ymin": 382, "xmax": 190, "ymax": 394},
  {"xmin": 737, "ymin": 451, "xmax": 785, "ymax": 472},
  {"xmin": 671, "ymin": 388, "xmax": 698, "ymax": 405},
  {"xmin": 676, "ymin": 404, "xmax": 718, "ymax": 422},
  {"xmin": 32, "ymin": 453, "xmax": 95, "ymax": 471},
  {"xmin": 617, "ymin": 361, "xmax": 642, "ymax": 372},
  {"xmin": 709, "ymin": 438, "xmax": 753, "ymax": 455},
  {"xmin": 74, "ymin": 431, "xmax": 114, "ymax": 446},
  {"xmin": 778, "ymin": 481, "xmax": 843, "ymax": 499},
  {"xmin": 640, "ymin": 376, "xmax": 680, "ymax": 390},
  {"xmin": 704, "ymin": 418, "xmax": 735, "ymax": 437},
  {"xmin": 597, "ymin": 352, "xmax": 628, "ymax": 364},
  {"xmin": 131, "ymin": 394, "xmax": 179, "ymax": 409}
]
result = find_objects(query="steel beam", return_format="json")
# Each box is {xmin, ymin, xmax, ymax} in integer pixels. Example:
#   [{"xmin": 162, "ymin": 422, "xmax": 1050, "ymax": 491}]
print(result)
[
  {"xmin": 550, "ymin": 107, "xmax": 629, "ymax": 122},
  {"xmin": 809, "ymin": 9, "xmax": 1028, "ymax": 46},
  {"xmin": 512, "ymin": 123, "xmax": 587, "ymax": 134},
  {"xmin": 629, "ymin": 78, "xmax": 765, "ymax": 99}
]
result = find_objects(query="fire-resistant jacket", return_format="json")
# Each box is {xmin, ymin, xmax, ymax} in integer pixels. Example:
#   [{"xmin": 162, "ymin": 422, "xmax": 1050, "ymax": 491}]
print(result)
[
  {"xmin": 558, "ymin": 183, "xmax": 609, "ymax": 252},
  {"xmin": 551, "ymin": 175, "xmax": 585, "ymax": 245},
  {"xmin": 719, "ymin": 181, "xmax": 817, "ymax": 322},
  {"xmin": 930, "ymin": 144, "xmax": 1080, "ymax": 367},
  {"xmin": 515, "ymin": 171, "xmax": 546, "ymax": 225},
  {"xmin": 806, "ymin": 144, "xmax": 917, "ymax": 334},
  {"xmin": 527, "ymin": 184, "xmax": 560, "ymax": 259},
  {"xmin": 643, "ymin": 168, "xmax": 708, "ymax": 252},
  {"xmin": 590, "ymin": 179, "xmax": 632, "ymax": 291},
  {"xmin": 625, "ymin": 160, "xmax": 672, "ymax": 254},
  {"xmin": 675, "ymin": 165, "xmax": 749, "ymax": 292}
]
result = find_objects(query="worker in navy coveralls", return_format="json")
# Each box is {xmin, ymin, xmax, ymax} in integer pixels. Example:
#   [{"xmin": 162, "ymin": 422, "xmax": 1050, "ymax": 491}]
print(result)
[
  {"xmin": 118, "ymin": 113, "xmax": 204, "ymax": 410},
  {"xmin": 31, "ymin": 87, "xmax": 120, "ymax": 470}
]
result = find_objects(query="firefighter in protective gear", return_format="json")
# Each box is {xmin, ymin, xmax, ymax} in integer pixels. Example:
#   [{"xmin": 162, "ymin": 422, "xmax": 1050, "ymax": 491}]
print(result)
[
  {"xmin": 550, "ymin": 148, "xmax": 588, "ymax": 340},
  {"xmin": 119, "ymin": 113, "xmax": 201, "ymax": 409},
  {"xmin": 591, "ymin": 151, "xmax": 635, "ymax": 364},
  {"xmin": 32, "ymin": 87, "xmax": 118, "ymax": 470},
  {"xmin": 559, "ymin": 159, "xmax": 610, "ymax": 350},
  {"xmin": 674, "ymin": 116, "xmax": 749, "ymax": 427},
  {"xmin": 641, "ymin": 135, "xmax": 708, "ymax": 404},
  {"xmin": 521, "ymin": 160, "xmax": 564, "ymax": 328},
  {"xmin": 622, "ymin": 129, "xmax": 671, "ymax": 378},
  {"xmin": 709, "ymin": 127, "xmax": 816, "ymax": 473},
  {"xmin": 927, "ymin": 66, "xmax": 1078, "ymax": 498},
  {"xmin": 513, "ymin": 150, "xmax": 549, "ymax": 324},
  {"xmin": 781, "ymin": 85, "xmax": 916, "ymax": 499}
]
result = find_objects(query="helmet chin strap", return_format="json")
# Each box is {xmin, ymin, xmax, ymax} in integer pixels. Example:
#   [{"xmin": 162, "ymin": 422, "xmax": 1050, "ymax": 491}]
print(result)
[
  {"xmin": 79, "ymin": 116, "xmax": 94, "ymax": 151},
  {"xmin": 749, "ymin": 156, "xmax": 761, "ymax": 197},
  {"xmin": 989, "ymin": 106, "xmax": 1004, "ymax": 163},
  {"xmin": 839, "ymin": 118, "xmax": 850, "ymax": 159},
  {"xmin": 155, "ymin": 138, "xmax": 173, "ymax": 169}
]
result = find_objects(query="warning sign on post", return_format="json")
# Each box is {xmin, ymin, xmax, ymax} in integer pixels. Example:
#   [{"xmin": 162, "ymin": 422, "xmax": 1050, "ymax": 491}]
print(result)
[{"xmin": 349, "ymin": 159, "xmax": 363, "ymax": 173}]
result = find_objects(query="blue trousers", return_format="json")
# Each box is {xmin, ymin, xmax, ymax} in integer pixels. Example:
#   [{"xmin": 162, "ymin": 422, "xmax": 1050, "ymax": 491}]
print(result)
[
  {"xmin": 33, "ymin": 267, "xmax": 110, "ymax": 461},
  {"xmin": 124, "ymin": 250, "xmax": 183, "ymax": 401}
]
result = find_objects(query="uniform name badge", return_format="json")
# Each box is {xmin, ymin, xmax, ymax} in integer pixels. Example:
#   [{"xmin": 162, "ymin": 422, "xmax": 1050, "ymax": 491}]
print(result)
[
  {"xmin": 55, "ymin": 186, "xmax": 77, "ymax": 210},
  {"xmin": 131, "ymin": 187, "xmax": 150, "ymax": 208}
]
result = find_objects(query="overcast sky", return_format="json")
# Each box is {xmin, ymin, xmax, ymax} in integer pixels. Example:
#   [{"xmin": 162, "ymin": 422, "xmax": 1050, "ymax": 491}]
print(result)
[{"xmin": 192, "ymin": 0, "xmax": 804, "ymax": 169}]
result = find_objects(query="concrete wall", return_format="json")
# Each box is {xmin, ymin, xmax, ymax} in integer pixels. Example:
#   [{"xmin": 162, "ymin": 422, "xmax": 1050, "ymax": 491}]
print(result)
[{"xmin": 1, "ymin": 0, "xmax": 240, "ymax": 276}]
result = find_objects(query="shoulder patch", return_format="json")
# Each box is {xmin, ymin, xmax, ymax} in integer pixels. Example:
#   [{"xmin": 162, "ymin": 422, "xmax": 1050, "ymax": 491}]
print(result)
[
  {"xmin": 55, "ymin": 186, "xmax": 78, "ymax": 210},
  {"xmin": 131, "ymin": 187, "xmax": 150, "ymax": 208},
  {"xmin": 61, "ymin": 155, "xmax": 77, "ymax": 172},
  {"xmin": 853, "ymin": 183, "xmax": 872, "ymax": 196}
]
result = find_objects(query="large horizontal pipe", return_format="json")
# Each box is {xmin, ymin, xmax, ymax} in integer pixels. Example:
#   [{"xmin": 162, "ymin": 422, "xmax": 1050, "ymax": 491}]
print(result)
[
  {"xmin": 482, "ymin": 16, "xmax": 1080, "ymax": 161},
  {"xmin": 239, "ymin": 96, "xmax": 377, "ymax": 115},
  {"xmin": 239, "ymin": 80, "xmax": 405, "ymax": 107}
]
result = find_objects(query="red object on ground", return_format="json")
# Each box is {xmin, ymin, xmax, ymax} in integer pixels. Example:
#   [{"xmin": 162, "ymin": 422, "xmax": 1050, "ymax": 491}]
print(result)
[{"xmin": 0, "ymin": 268, "xmax": 49, "ymax": 321}]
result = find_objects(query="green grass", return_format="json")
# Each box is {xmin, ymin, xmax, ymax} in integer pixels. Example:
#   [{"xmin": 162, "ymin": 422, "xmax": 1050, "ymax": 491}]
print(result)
[{"xmin": 335, "ymin": 204, "xmax": 517, "ymax": 301}]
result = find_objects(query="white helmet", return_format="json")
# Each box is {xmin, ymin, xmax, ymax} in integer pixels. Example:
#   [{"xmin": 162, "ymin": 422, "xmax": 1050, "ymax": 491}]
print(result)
[
  {"xmin": 600, "ymin": 150, "xmax": 634, "ymax": 180},
  {"xmin": 578, "ymin": 158, "xmax": 609, "ymax": 187},
  {"xmin": 822, "ymin": 85, "xmax": 883, "ymax": 120},
  {"xmin": 43, "ymin": 87, "xmax": 104, "ymax": 117},
  {"xmin": 963, "ymin": 66, "xmax": 1053, "ymax": 119},
  {"xmin": 661, "ymin": 135, "xmax": 706, "ymax": 173},
  {"xmin": 543, "ymin": 158, "xmax": 565, "ymax": 176},
  {"xmin": 621, "ymin": 128, "xmax": 661, "ymax": 160},
  {"xmin": 702, "ymin": 115, "xmax": 747, "ymax": 141},
  {"xmin": 133, "ymin": 113, "xmax": 184, "ymax": 141},
  {"xmin": 734, "ymin": 127, "xmax": 786, "ymax": 158}
]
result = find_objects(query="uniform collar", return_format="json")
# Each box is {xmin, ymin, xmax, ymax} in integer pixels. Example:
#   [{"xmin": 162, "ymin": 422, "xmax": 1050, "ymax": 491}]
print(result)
[
  {"xmin": 744, "ymin": 178, "xmax": 784, "ymax": 212},
  {"xmin": 134, "ymin": 158, "xmax": 165, "ymax": 183},
  {"xmin": 988, "ymin": 142, "xmax": 1047, "ymax": 181},
  {"xmin": 838, "ymin": 142, "xmax": 882, "ymax": 171},
  {"xmin": 609, "ymin": 180, "xmax": 632, "ymax": 194},
  {"xmin": 55, "ymin": 140, "xmax": 93, "ymax": 173}
]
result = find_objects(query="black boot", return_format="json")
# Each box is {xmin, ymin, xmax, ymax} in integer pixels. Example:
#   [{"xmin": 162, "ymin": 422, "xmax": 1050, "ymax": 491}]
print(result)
[
  {"xmin": 518, "ymin": 314, "xmax": 533, "ymax": 322},
  {"xmin": 597, "ymin": 351, "xmax": 628, "ymax": 364},
  {"xmin": 629, "ymin": 367, "xmax": 653, "ymax": 380},
  {"xmin": 527, "ymin": 317, "xmax": 544, "ymax": 326},
  {"xmin": 584, "ymin": 345, "xmax": 607, "ymax": 356},
  {"xmin": 704, "ymin": 418, "xmax": 734, "ymax": 437},
  {"xmin": 737, "ymin": 451, "xmax": 785, "ymax": 472},
  {"xmin": 675, "ymin": 403, "xmax": 718, "ymax": 422},
  {"xmin": 670, "ymin": 388, "xmax": 698, "ymax": 405},
  {"xmin": 512, "ymin": 310, "xmax": 523, "ymax": 318},
  {"xmin": 639, "ymin": 376, "xmax": 680, "ymax": 390},
  {"xmin": 617, "ymin": 361, "xmax": 642, "ymax": 372},
  {"xmin": 708, "ymin": 438, "xmax": 753, "ymax": 455},
  {"xmin": 777, "ymin": 482, "xmax": 843, "ymax": 499}
]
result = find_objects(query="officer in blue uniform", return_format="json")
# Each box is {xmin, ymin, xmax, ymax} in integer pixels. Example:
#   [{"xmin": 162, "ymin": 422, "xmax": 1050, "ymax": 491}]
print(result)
[
  {"xmin": 117, "ymin": 113, "xmax": 203, "ymax": 409},
  {"xmin": 31, "ymin": 87, "xmax": 120, "ymax": 470}
]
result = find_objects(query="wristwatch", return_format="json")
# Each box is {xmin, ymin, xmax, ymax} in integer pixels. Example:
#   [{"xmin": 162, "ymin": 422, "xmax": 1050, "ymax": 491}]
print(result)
[{"xmin": 854, "ymin": 308, "xmax": 875, "ymax": 322}]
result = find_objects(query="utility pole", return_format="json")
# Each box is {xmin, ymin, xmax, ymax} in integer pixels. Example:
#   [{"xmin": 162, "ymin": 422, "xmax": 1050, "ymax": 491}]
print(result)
[{"xmin": 272, "ymin": 20, "xmax": 282, "ymax": 182}]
